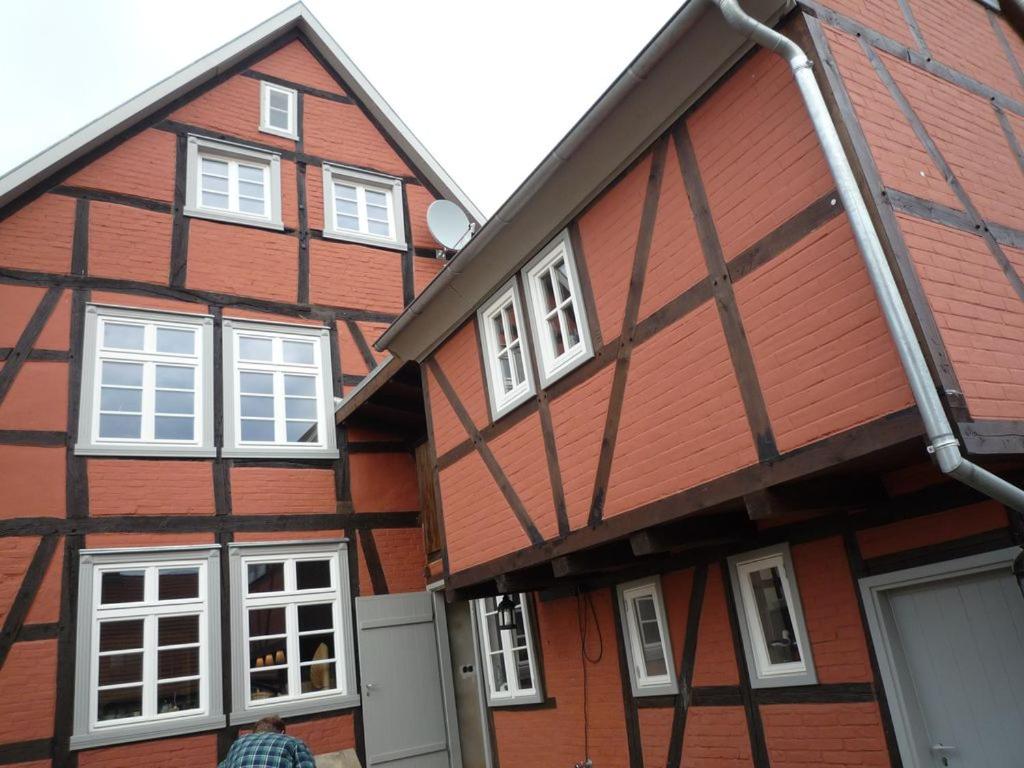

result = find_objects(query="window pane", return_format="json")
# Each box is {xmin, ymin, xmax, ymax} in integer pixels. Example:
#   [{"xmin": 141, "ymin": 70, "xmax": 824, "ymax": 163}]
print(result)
[
  {"xmin": 489, "ymin": 653, "xmax": 509, "ymax": 693},
  {"xmin": 157, "ymin": 679, "xmax": 200, "ymax": 714},
  {"xmin": 202, "ymin": 158, "xmax": 228, "ymax": 176},
  {"xmin": 514, "ymin": 648, "xmax": 533, "ymax": 690},
  {"xmin": 298, "ymin": 602, "xmax": 334, "ymax": 632},
  {"xmin": 367, "ymin": 219, "xmax": 390, "ymax": 236},
  {"xmin": 269, "ymin": 89, "xmax": 290, "ymax": 110},
  {"xmin": 158, "ymin": 568, "xmax": 199, "ymax": 600},
  {"xmin": 632, "ymin": 597, "xmax": 668, "ymax": 678},
  {"xmin": 99, "ymin": 653, "xmax": 143, "ymax": 686},
  {"xmin": 241, "ymin": 395, "xmax": 274, "ymax": 418},
  {"xmin": 269, "ymin": 109, "xmax": 290, "ymax": 130},
  {"xmin": 101, "ymin": 570, "xmax": 145, "ymax": 603},
  {"xmin": 102, "ymin": 361, "xmax": 143, "ymax": 387},
  {"xmin": 296, "ymin": 561, "xmax": 332, "ymax": 591},
  {"xmin": 103, "ymin": 323, "xmax": 144, "ymax": 350},
  {"xmin": 156, "ymin": 327, "xmax": 195, "ymax": 355},
  {"xmin": 553, "ymin": 259, "xmax": 570, "ymax": 301},
  {"xmin": 202, "ymin": 174, "xmax": 229, "ymax": 194},
  {"xmin": 100, "ymin": 387, "xmax": 142, "ymax": 413},
  {"xmin": 201, "ymin": 191, "xmax": 229, "ymax": 209},
  {"xmin": 250, "ymin": 638, "xmax": 287, "ymax": 668},
  {"xmin": 492, "ymin": 314, "xmax": 507, "ymax": 349},
  {"xmin": 564, "ymin": 303, "xmax": 581, "ymax": 348},
  {"xmin": 336, "ymin": 213, "xmax": 359, "ymax": 231},
  {"xmin": 241, "ymin": 419, "xmax": 275, "ymax": 442},
  {"xmin": 159, "ymin": 615, "xmax": 199, "ymax": 647},
  {"xmin": 286, "ymin": 421, "xmax": 317, "ymax": 443},
  {"xmin": 334, "ymin": 183, "xmax": 357, "ymax": 201},
  {"xmin": 505, "ymin": 306, "xmax": 519, "ymax": 341},
  {"xmin": 301, "ymin": 662, "xmax": 336, "ymax": 693},
  {"xmin": 299, "ymin": 633, "xmax": 334, "ymax": 663},
  {"xmin": 636, "ymin": 596, "xmax": 657, "ymax": 622},
  {"xmin": 238, "ymin": 196, "xmax": 265, "ymax": 215},
  {"xmin": 99, "ymin": 413, "xmax": 142, "ymax": 439},
  {"xmin": 155, "ymin": 390, "xmax": 194, "ymax": 415},
  {"xmin": 155, "ymin": 365, "xmax": 193, "ymax": 390},
  {"xmin": 336, "ymin": 198, "xmax": 358, "ymax": 216},
  {"xmin": 100, "ymin": 619, "xmax": 144, "ymax": 652},
  {"xmin": 547, "ymin": 315, "xmax": 565, "ymax": 357},
  {"xmin": 238, "ymin": 165, "xmax": 264, "ymax": 183},
  {"xmin": 511, "ymin": 346, "xmax": 525, "ymax": 387},
  {"xmin": 240, "ymin": 371, "xmax": 274, "ymax": 394},
  {"xmin": 155, "ymin": 416, "xmax": 194, "ymax": 441},
  {"xmin": 248, "ymin": 606, "xmax": 286, "ymax": 636},
  {"xmin": 539, "ymin": 272, "xmax": 556, "ymax": 312},
  {"xmin": 284, "ymin": 375, "xmax": 316, "ymax": 397},
  {"xmin": 285, "ymin": 398, "xmax": 316, "ymax": 420},
  {"xmin": 158, "ymin": 647, "xmax": 199, "ymax": 679},
  {"xmin": 498, "ymin": 352, "xmax": 512, "ymax": 393},
  {"xmin": 282, "ymin": 340, "xmax": 315, "ymax": 365},
  {"xmin": 238, "ymin": 180, "xmax": 265, "ymax": 199},
  {"xmin": 248, "ymin": 563, "xmax": 285, "ymax": 594},
  {"xmin": 238, "ymin": 336, "xmax": 273, "ymax": 361},
  {"xmin": 251, "ymin": 667, "xmax": 289, "ymax": 700},
  {"xmin": 98, "ymin": 686, "xmax": 143, "ymax": 721},
  {"xmin": 365, "ymin": 189, "xmax": 388, "ymax": 207},
  {"xmin": 748, "ymin": 565, "xmax": 801, "ymax": 665}
]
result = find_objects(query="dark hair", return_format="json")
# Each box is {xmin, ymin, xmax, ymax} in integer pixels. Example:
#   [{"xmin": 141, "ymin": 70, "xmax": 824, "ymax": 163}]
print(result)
[{"xmin": 254, "ymin": 715, "xmax": 286, "ymax": 734}]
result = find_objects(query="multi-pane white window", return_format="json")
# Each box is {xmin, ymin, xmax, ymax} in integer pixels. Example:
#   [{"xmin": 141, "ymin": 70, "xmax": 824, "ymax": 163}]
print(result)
[
  {"xmin": 71, "ymin": 547, "xmax": 224, "ymax": 749},
  {"xmin": 727, "ymin": 544, "xmax": 817, "ymax": 688},
  {"xmin": 76, "ymin": 305, "xmax": 214, "ymax": 457},
  {"xmin": 477, "ymin": 281, "xmax": 535, "ymax": 418},
  {"xmin": 259, "ymin": 81, "xmax": 298, "ymax": 140},
  {"xmin": 617, "ymin": 578, "xmax": 678, "ymax": 697},
  {"xmin": 474, "ymin": 594, "xmax": 543, "ymax": 706},
  {"xmin": 222, "ymin": 319, "xmax": 338, "ymax": 458},
  {"xmin": 229, "ymin": 542, "xmax": 358, "ymax": 721},
  {"xmin": 185, "ymin": 135, "xmax": 283, "ymax": 230},
  {"xmin": 523, "ymin": 230, "xmax": 594, "ymax": 386},
  {"xmin": 322, "ymin": 164, "xmax": 407, "ymax": 251}
]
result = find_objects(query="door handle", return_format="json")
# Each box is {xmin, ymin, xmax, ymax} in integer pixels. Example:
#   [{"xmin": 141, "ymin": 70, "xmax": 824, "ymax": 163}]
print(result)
[
  {"xmin": 930, "ymin": 744, "xmax": 956, "ymax": 752},
  {"xmin": 364, "ymin": 681, "xmax": 377, "ymax": 697}
]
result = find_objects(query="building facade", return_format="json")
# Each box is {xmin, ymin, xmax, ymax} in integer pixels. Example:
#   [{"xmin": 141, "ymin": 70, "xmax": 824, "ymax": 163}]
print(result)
[{"xmin": 1, "ymin": 1, "xmax": 1024, "ymax": 768}]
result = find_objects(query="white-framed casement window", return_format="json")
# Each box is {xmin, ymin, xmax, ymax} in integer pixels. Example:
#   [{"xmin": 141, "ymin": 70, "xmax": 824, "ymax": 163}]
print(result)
[
  {"xmin": 477, "ymin": 280, "xmax": 536, "ymax": 419},
  {"xmin": 321, "ymin": 163, "xmax": 407, "ymax": 251},
  {"xmin": 228, "ymin": 541, "xmax": 358, "ymax": 721},
  {"xmin": 184, "ymin": 135, "xmax": 283, "ymax": 230},
  {"xmin": 522, "ymin": 229, "xmax": 594, "ymax": 386},
  {"xmin": 259, "ymin": 81, "xmax": 299, "ymax": 140},
  {"xmin": 70, "ymin": 546, "xmax": 224, "ymax": 749},
  {"xmin": 473, "ymin": 594, "xmax": 544, "ymax": 706},
  {"xmin": 222, "ymin": 319, "xmax": 338, "ymax": 459},
  {"xmin": 617, "ymin": 577, "xmax": 678, "ymax": 697},
  {"xmin": 727, "ymin": 543, "xmax": 817, "ymax": 688},
  {"xmin": 75, "ymin": 304, "xmax": 214, "ymax": 458}
]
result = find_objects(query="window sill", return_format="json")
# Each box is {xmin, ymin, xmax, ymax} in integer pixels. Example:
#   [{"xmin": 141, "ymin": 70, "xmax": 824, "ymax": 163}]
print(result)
[
  {"xmin": 259, "ymin": 125, "xmax": 299, "ymax": 141},
  {"xmin": 70, "ymin": 713, "xmax": 226, "ymax": 750},
  {"xmin": 632, "ymin": 681, "xmax": 680, "ymax": 698},
  {"xmin": 221, "ymin": 446, "xmax": 340, "ymax": 460},
  {"xmin": 537, "ymin": 345, "xmax": 594, "ymax": 389},
  {"xmin": 320, "ymin": 228, "xmax": 407, "ymax": 253},
  {"xmin": 184, "ymin": 207, "xmax": 284, "ymax": 232},
  {"xmin": 748, "ymin": 671, "xmax": 819, "ymax": 690},
  {"xmin": 489, "ymin": 386, "xmax": 536, "ymax": 422},
  {"xmin": 74, "ymin": 443, "xmax": 217, "ymax": 458},
  {"xmin": 487, "ymin": 695, "xmax": 554, "ymax": 710},
  {"xmin": 230, "ymin": 693, "xmax": 361, "ymax": 724}
]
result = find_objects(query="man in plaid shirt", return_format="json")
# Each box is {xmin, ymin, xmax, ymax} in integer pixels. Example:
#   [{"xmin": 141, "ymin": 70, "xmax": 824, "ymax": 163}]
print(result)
[{"xmin": 219, "ymin": 716, "xmax": 316, "ymax": 768}]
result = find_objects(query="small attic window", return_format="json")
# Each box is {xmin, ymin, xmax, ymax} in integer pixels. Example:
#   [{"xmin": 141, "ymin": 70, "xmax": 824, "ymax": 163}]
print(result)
[{"xmin": 259, "ymin": 81, "xmax": 298, "ymax": 140}]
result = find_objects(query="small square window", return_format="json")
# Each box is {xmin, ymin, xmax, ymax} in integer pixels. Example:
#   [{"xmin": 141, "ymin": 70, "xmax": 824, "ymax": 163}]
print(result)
[
  {"xmin": 76, "ymin": 305, "xmax": 215, "ymax": 458},
  {"xmin": 727, "ymin": 544, "xmax": 817, "ymax": 688},
  {"xmin": 184, "ymin": 136, "xmax": 283, "ymax": 230},
  {"xmin": 477, "ymin": 280, "xmax": 536, "ymax": 419},
  {"xmin": 474, "ymin": 594, "xmax": 544, "ymax": 707},
  {"xmin": 222, "ymin": 319, "xmax": 338, "ymax": 459},
  {"xmin": 321, "ymin": 164, "xmax": 407, "ymax": 251},
  {"xmin": 522, "ymin": 230, "xmax": 594, "ymax": 386},
  {"xmin": 259, "ymin": 81, "xmax": 299, "ymax": 140},
  {"xmin": 616, "ymin": 577, "xmax": 678, "ymax": 697}
]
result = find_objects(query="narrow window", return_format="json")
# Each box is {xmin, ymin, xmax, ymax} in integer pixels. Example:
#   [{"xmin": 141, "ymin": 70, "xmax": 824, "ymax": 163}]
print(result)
[
  {"xmin": 522, "ymin": 230, "xmax": 594, "ymax": 386},
  {"xmin": 222, "ymin": 319, "xmax": 338, "ymax": 459},
  {"xmin": 474, "ymin": 594, "xmax": 544, "ymax": 706},
  {"xmin": 229, "ymin": 542, "xmax": 358, "ymax": 721},
  {"xmin": 76, "ymin": 305, "xmax": 214, "ymax": 457},
  {"xmin": 259, "ymin": 81, "xmax": 298, "ymax": 140},
  {"xmin": 184, "ymin": 135, "xmax": 283, "ymax": 230},
  {"xmin": 728, "ymin": 544, "xmax": 817, "ymax": 688},
  {"xmin": 321, "ymin": 164, "xmax": 407, "ymax": 250},
  {"xmin": 617, "ymin": 578, "xmax": 678, "ymax": 697},
  {"xmin": 477, "ymin": 280, "xmax": 535, "ymax": 418},
  {"xmin": 71, "ymin": 547, "xmax": 224, "ymax": 749}
]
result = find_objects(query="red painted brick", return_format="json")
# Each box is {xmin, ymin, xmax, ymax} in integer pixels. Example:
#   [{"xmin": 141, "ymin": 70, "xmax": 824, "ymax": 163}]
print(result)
[
  {"xmin": 223, "ymin": 307, "xmax": 322, "ymax": 326},
  {"xmin": 36, "ymin": 289, "xmax": 72, "ymax": 351},
  {"xmin": 309, "ymin": 239, "xmax": 403, "ymax": 313},
  {"xmin": 426, "ymin": 322, "xmax": 489, "ymax": 456},
  {"xmin": 231, "ymin": 467, "xmax": 335, "ymax": 515},
  {"xmin": 89, "ymin": 291, "xmax": 206, "ymax": 316},
  {"xmin": 88, "ymin": 202, "xmax": 172, "ymax": 284},
  {"xmin": 233, "ymin": 529, "xmax": 343, "ymax": 543},
  {"xmin": 413, "ymin": 256, "xmax": 445, "ymax": 296},
  {"xmin": 285, "ymin": 713, "xmax": 356, "ymax": 755},
  {"xmin": 303, "ymin": 97, "xmax": 411, "ymax": 178},
  {"xmin": 0, "ymin": 194, "xmax": 75, "ymax": 274},
  {"xmin": 858, "ymin": 499, "xmax": 1007, "ymax": 558},
  {"xmin": 487, "ymin": 411, "xmax": 559, "ymax": 540},
  {"xmin": 0, "ymin": 362, "xmax": 68, "ymax": 431},
  {"xmin": 251, "ymin": 40, "xmax": 346, "ymax": 96},
  {"xmin": 0, "ymin": 446, "xmax": 64, "ymax": 518},
  {"xmin": 77, "ymin": 733, "xmax": 216, "ymax": 768},
  {"xmin": 639, "ymin": 707, "xmax": 674, "ymax": 768},
  {"xmin": 761, "ymin": 702, "xmax": 889, "ymax": 767},
  {"xmin": 0, "ymin": 538, "xmax": 39, "ymax": 627},
  {"xmin": 662, "ymin": 567, "xmax": 694, "ymax": 675},
  {"xmin": 681, "ymin": 706, "xmax": 753, "ymax": 767},
  {"xmin": 89, "ymin": 460, "xmax": 215, "ymax": 516},
  {"xmin": 359, "ymin": 527, "xmax": 425, "ymax": 596},
  {"xmin": 692, "ymin": 566, "xmax": 739, "ymax": 686},
  {"xmin": 0, "ymin": 640, "xmax": 57, "ymax": 744},
  {"xmin": 25, "ymin": 537, "xmax": 63, "ymax": 625},
  {"xmin": 350, "ymin": 452, "xmax": 419, "ymax": 513},
  {"xmin": 0, "ymin": 285, "xmax": 49, "ymax": 346},
  {"xmin": 85, "ymin": 532, "xmax": 216, "ymax": 548},
  {"xmin": 170, "ymin": 75, "xmax": 294, "ymax": 152},
  {"xmin": 820, "ymin": 0, "xmax": 917, "ymax": 47},
  {"xmin": 68, "ymin": 129, "xmax": 176, "ymax": 202},
  {"xmin": 355, "ymin": 321, "xmax": 390, "ymax": 365},
  {"xmin": 406, "ymin": 183, "xmax": 441, "ymax": 250},
  {"xmin": 186, "ymin": 219, "xmax": 297, "ymax": 303}
]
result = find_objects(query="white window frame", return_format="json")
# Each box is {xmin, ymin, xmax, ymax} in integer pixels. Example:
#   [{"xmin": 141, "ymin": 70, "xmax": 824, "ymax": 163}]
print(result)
[
  {"xmin": 75, "ymin": 304, "xmax": 215, "ymax": 458},
  {"xmin": 473, "ymin": 594, "xmax": 544, "ymax": 707},
  {"xmin": 228, "ymin": 540, "xmax": 359, "ymax": 722},
  {"xmin": 321, "ymin": 163, "xmax": 407, "ymax": 251},
  {"xmin": 477, "ymin": 279, "xmax": 536, "ymax": 419},
  {"xmin": 259, "ymin": 81, "xmax": 299, "ymax": 140},
  {"xmin": 71, "ymin": 546, "xmax": 224, "ymax": 750},
  {"xmin": 222, "ymin": 319, "xmax": 339, "ymax": 459},
  {"xmin": 616, "ymin": 577, "xmax": 678, "ymax": 697},
  {"xmin": 522, "ymin": 229, "xmax": 594, "ymax": 387},
  {"xmin": 184, "ymin": 135, "xmax": 283, "ymax": 230},
  {"xmin": 727, "ymin": 543, "xmax": 817, "ymax": 688}
]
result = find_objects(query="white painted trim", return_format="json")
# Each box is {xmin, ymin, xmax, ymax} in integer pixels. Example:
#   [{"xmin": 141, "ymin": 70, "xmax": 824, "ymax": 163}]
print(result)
[
  {"xmin": 184, "ymin": 135, "xmax": 283, "ymax": 230},
  {"xmin": 474, "ymin": 594, "xmax": 544, "ymax": 707},
  {"xmin": 616, "ymin": 576, "xmax": 678, "ymax": 697},
  {"xmin": 321, "ymin": 163, "xmax": 407, "ymax": 251},
  {"xmin": 259, "ymin": 81, "xmax": 299, "ymax": 140},
  {"xmin": 477, "ymin": 279, "xmax": 536, "ymax": 420}
]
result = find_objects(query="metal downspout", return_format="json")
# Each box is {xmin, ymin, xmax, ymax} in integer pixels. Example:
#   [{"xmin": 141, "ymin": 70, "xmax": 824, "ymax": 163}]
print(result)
[{"xmin": 712, "ymin": 0, "xmax": 1024, "ymax": 513}]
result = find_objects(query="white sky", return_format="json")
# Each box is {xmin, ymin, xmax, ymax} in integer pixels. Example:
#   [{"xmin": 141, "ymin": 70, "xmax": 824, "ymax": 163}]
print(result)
[{"xmin": 0, "ymin": 0, "xmax": 683, "ymax": 216}]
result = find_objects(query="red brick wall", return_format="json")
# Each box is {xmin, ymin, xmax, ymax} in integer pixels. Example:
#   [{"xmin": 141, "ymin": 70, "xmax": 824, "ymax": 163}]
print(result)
[
  {"xmin": 681, "ymin": 706, "xmax": 753, "ymax": 767},
  {"xmin": 77, "ymin": 734, "xmax": 218, "ymax": 768},
  {"xmin": 0, "ymin": 640, "xmax": 58, "ymax": 745},
  {"xmin": 230, "ymin": 467, "xmax": 336, "ymax": 515},
  {"xmin": 761, "ymin": 702, "xmax": 889, "ymax": 767}
]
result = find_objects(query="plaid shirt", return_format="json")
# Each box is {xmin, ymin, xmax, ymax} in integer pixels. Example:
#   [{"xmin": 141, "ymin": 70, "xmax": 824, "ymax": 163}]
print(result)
[{"xmin": 218, "ymin": 732, "xmax": 316, "ymax": 768}]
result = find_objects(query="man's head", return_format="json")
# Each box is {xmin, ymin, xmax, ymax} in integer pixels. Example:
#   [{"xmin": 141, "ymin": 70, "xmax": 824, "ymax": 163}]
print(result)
[{"xmin": 254, "ymin": 715, "xmax": 286, "ymax": 734}]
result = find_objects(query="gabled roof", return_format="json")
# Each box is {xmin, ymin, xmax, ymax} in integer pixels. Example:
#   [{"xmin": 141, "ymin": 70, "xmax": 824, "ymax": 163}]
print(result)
[{"xmin": 0, "ymin": 2, "xmax": 483, "ymax": 222}]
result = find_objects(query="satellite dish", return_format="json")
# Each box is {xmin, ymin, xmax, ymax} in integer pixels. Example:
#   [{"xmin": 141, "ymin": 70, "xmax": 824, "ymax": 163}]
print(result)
[{"xmin": 427, "ymin": 200, "xmax": 472, "ymax": 251}]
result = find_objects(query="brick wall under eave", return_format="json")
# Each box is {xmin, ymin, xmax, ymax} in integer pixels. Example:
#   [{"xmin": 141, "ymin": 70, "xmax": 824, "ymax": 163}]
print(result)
[
  {"xmin": 426, "ymin": 323, "xmax": 490, "ymax": 456},
  {"xmin": 251, "ymin": 40, "xmax": 347, "ymax": 96},
  {"xmin": 0, "ymin": 194, "xmax": 75, "ymax": 273}
]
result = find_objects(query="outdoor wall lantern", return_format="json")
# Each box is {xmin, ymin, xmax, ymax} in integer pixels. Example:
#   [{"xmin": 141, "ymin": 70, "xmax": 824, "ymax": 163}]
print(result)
[
  {"xmin": 496, "ymin": 594, "xmax": 517, "ymax": 631},
  {"xmin": 1013, "ymin": 548, "xmax": 1024, "ymax": 601}
]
